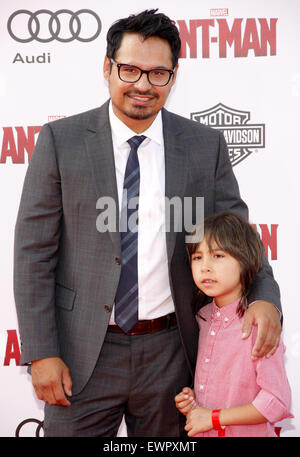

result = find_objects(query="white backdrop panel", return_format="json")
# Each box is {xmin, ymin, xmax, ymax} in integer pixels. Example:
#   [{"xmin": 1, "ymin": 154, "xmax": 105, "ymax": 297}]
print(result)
[{"xmin": 0, "ymin": 0, "xmax": 299, "ymax": 437}]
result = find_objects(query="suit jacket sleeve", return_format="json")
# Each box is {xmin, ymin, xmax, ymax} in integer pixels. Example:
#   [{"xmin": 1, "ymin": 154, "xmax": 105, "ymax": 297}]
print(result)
[
  {"xmin": 214, "ymin": 131, "xmax": 281, "ymax": 314},
  {"xmin": 14, "ymin": 124, "xmax": 62, "ymax": 364}
]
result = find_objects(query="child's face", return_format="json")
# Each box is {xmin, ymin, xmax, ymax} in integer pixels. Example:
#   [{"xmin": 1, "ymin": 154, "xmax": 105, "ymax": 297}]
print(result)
[{"xmin": 190, "ymin": 237, "xmax": 242, "ymax": 308}]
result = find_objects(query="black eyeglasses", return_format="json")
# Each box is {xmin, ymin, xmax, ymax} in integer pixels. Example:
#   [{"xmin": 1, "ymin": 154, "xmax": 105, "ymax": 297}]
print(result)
[{"xmin": 110, "ymin": 58, "xmax": 174, "ymax": 87}]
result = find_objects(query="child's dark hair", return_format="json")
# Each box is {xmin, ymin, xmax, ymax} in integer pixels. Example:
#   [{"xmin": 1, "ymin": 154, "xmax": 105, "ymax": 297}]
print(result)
[
  {"xmin": 106, "ymin": 9, "xmax": 181, "ymax": 68},
  {"xmin": 186, "ymin": 212, "xmax": 265, "ymax": 317}
]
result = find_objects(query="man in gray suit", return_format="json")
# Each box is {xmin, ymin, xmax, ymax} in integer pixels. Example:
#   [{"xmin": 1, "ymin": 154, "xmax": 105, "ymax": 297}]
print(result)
[{"xmin": 14, "ymin": 10, "xmax": 282, "ymax": 437}]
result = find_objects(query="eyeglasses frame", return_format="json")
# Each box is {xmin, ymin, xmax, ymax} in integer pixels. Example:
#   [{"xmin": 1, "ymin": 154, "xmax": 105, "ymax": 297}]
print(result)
[{"xmin": 110, "ymin": 58, "xmax": 174, "ymax": 87}]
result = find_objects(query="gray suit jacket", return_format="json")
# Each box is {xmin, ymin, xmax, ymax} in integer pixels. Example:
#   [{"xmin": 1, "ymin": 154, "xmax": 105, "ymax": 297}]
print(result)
[{"xmin": 14, "ymin": 100, "xmax": 281, "ymax": 394}]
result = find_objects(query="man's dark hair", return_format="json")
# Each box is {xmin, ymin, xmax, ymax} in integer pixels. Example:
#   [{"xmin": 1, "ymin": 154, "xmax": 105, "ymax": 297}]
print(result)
[{"xmin": 106, "ymin": 9, "xmax": 181, "ymax": 68}]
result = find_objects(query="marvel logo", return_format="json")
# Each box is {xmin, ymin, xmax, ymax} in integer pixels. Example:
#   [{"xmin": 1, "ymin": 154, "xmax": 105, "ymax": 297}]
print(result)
[
  {"xmin": 210, "ymin": 8, "xmax": 229, "ymax": 17},
  {"xmin": 48, "ymin": 115, "xmax": 66, "ymax": 122}
]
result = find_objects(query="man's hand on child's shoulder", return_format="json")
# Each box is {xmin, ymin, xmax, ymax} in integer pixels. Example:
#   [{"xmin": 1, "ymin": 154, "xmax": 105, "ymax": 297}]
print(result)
[{"xmin": 242, "ymin": 300, "xmax": 281, "ymax": 360}]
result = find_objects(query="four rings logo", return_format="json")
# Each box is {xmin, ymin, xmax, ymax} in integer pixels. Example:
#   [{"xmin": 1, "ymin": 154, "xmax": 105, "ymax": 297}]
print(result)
[
  {"xmin": 191, "ymin": 103, "xmax": 265, "ymax": 166},
  {"xmin": 7, "ymin": 9, "xmax": 102, "ymax": 43}
]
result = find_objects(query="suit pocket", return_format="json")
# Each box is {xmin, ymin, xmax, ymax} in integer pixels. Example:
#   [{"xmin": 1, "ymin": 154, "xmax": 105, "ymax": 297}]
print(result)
[{"xmin": 55, "ymin": 283, "xmax": 76, "ymax": 310}]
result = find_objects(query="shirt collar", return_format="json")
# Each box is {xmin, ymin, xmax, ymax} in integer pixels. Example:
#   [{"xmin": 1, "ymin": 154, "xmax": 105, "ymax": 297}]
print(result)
[
  {"xmin": 211, "ymin": 297, "xmax": 242, "ymax": 327},
  {"xmin": 109, "ymin": 100, "xmax": 163, "ymax": 148}
]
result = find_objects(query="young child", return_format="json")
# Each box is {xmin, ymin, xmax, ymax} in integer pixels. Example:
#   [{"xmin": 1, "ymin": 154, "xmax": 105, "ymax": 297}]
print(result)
[{"xmin": 175, "ymin": 212, "xmax": 293, "ymax": 437}]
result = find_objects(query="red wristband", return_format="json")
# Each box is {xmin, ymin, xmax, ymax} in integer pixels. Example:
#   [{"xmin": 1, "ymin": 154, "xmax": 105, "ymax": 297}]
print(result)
[
  {"xmin": 212, "ymin": 409, "xmax": 226, "ymax": 436},
  {"xmin": 212, "ymin": 409, "xmax": 222, "ymax": 429}
]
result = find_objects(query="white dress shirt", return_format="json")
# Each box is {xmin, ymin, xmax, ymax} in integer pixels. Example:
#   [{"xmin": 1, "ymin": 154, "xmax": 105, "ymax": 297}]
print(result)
[{"xmin": 108, "ymin": 101, "xmax": 175, "ymax": 323}]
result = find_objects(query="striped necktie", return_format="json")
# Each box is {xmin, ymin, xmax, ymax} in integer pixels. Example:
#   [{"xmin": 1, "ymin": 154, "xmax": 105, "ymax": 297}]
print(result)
[{"xmin": 114, "ymin": 135, "xmax": 146, "ymax": 333}]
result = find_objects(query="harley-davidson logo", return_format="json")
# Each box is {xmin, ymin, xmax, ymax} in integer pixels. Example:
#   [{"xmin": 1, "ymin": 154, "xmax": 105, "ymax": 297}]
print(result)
[{"xmin": 191, "ymin": 103, "xmax": 265, "ymax": 166}]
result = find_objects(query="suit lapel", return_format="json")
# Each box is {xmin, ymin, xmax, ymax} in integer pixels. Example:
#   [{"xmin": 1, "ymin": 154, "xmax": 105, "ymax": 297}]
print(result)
[
  {"xmin": 84, "ymin": 101, "xmax": 120, "ymax": 253},
  {"xmin": 84, "ymin": 104, "xmax": 187, "ymax": 259},
  {"xmin": 162, "ymin": 108, "xmax": 188, "ymax": 263}
]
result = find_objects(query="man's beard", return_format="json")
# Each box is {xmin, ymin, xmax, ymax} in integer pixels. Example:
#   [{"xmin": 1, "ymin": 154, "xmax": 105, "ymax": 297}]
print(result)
[
  {"xmin": 122, "ymin": 90, "xmax": 159, "ymax": 120},
  {"xmin": 124, "ymin": 107, "xmax": 154, "ymax": 120}
]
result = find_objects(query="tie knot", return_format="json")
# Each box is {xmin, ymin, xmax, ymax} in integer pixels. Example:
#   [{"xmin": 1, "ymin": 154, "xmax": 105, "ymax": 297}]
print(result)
[{"xmin": 128, "ymin": 135, "xmax": 146, "ymax": 151}]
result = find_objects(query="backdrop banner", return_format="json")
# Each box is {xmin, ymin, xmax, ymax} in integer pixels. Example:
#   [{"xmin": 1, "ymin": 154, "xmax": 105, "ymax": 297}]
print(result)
[{"xmin": 0, "ymin": 0, "xmax": 299, "ymax": 437}]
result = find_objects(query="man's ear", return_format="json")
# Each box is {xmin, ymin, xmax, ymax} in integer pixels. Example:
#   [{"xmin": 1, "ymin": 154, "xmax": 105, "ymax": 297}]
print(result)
[{"xmin": 103, "ymin": 56, "xmax": 111, "ymax": 81}]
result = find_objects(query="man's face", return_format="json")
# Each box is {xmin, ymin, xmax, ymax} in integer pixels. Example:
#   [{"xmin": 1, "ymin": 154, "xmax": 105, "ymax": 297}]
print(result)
[{"xmin": 104, "ymin": 33, "xmax": 178, "ymax": 132}]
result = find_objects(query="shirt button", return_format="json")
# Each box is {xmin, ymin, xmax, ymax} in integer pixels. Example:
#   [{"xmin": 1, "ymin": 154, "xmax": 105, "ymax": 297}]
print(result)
[
  {"xmin": 224, "ymin": 317, "xmax": 229, "ymax": 322},
  {"xmin": 205, "ymin": 358, "xmax": 210, "ymax": 363},
  {"xmin": 210, "ymin": 330, "xmax": 216, "ymax": 336},
  {"xmin": 199, "ymin": 385, "xmax": 204, "ymax": 390},
  {"xmin": 115, "ymin": 257, "xmax": 121, "ymax": 265},
  {"xmin": 104, "ymin": 305, "xmax": 112, "ymax": 313},
  {"xmin": 216, "ymin": 312, "xmax": 221, "ymax": 317}
]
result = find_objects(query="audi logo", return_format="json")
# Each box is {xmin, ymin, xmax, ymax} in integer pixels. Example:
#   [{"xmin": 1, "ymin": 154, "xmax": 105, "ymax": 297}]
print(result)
[
  {"xmin": 15, "ymin": 418, "xmax": 44, "ymax": 437},
  {"xmin": 7, "ymin": 9, "xmax": 102, "ymax": 43}
]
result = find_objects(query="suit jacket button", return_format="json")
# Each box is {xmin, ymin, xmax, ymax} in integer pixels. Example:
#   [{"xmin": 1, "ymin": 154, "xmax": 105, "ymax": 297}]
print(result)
[
  {"xmin": 104, "ymin": 305, "xmax": 112, "ymax": 313},
  {"xmin": 115, "ymin": 257, "xmax": 121, "ymax": 265}
]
